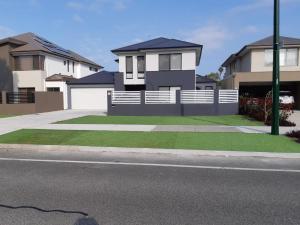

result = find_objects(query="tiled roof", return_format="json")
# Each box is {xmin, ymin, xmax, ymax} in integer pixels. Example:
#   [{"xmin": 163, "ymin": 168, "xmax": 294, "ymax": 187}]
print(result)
[
  {"xmin": 112, "ymin": 37, "xmax": 202, "ymax": 53},
  {"xmin": 1, "ymin": 32, "xmax": 102, "ymax": 68},
  {"xmin": 68, "ymin": 71, "xmax": 115, "ymax": 85}
]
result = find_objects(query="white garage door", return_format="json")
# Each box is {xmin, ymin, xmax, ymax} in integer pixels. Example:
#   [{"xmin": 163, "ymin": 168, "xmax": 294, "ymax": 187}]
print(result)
[{"xmin": 71, "ymin": 87, "xmax": 113, "ymax": 110}]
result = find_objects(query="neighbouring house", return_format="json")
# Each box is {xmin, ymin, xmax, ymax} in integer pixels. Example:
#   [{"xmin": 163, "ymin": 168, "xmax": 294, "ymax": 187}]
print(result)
[
  {"xmin": 0, "ymin": 32, "xmax": 102, "ymax": 109},
  {"xmin": 221, "ymin": 35, "xmax": 300, "ymax": 109},
  {"xmin": 67, "ymin": 37, "xmax": 203, "ymax": 111},
  {"xmin": 196, "ymin": 75, "xmax": 217, "ymax": 90}
]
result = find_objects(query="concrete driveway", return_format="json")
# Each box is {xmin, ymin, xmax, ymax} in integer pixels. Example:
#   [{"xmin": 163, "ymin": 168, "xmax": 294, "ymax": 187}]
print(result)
[
  {"xmin": 290, "ymin": 110, "xmax": 300, "ymax": 126},
  {"xmin": 0, "ymin": 110, "xmax": 105, "ymax": 135}
]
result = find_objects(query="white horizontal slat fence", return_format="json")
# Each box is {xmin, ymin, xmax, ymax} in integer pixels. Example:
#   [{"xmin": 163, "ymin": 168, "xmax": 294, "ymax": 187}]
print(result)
[
  {"xmin": 219, "ymin": 90, "xmax": 239, "ymax": 103},
  {"xmin": 145, "ymin": 91, "xmax": 176, "ymax": 104},
  {"xmin": 181, "ymin": 90, "xmax": 214, "ymax": 104},
  {"xmin": 111, "ymin": 91, "xmax": 141, "ymax": 104}
]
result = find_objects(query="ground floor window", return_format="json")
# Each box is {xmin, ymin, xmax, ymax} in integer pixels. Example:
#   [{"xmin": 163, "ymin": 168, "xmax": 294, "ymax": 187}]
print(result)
[
  {"xmin": 47, "ymin": 87, "xmax": 60, "ymax": 92},
  {"xmin": 18, "ymin": 87, "xmax": 35, "ymax": 93}
]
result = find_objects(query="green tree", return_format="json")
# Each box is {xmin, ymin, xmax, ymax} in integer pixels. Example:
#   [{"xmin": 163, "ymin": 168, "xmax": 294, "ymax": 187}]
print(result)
[{"xmin": 205, "ymin": 72, "xmax": 221, "ymax": 81}]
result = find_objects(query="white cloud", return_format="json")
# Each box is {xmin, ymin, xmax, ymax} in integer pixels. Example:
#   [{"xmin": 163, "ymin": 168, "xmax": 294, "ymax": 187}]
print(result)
[
  {"xmin": 113, "ymin": 0, "xmax": 127, "ymax": 11},
  {"xmin": 72, "ymin": 14, "xmax": 84, "ymax": 23},
  {"xmin": 243, "ymin": 25, "xmax": 259, "ymax": 34},
  {"xmin": 67, "ymin": 1, "xmax": 84, "ymax": 10},
  {"xmin": 0, "ymin": 25, "xmax": 15, "ymax": 39},
  {"xmin": 186, "ymin": 24, "xmax": 232, "ymax": 51}
]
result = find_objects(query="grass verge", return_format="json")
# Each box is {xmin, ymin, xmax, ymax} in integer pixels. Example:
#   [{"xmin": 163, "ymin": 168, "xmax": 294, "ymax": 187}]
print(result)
[
  {"xmin": 0, "ymin": 115, "xmax": 13, "ymax": 118},
  {"xmin": 0, "ymin": 129, "xmax": 298, "ymax": 152},
  {"xmin": 56, "ymin": 115, "xmax": 263, "ymax": 126}
]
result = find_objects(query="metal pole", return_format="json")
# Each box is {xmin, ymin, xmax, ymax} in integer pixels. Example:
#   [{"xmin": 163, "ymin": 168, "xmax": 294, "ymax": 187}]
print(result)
[{"xmin": 271, "ymin": 0, "xmax": 280, "ymax": 135}]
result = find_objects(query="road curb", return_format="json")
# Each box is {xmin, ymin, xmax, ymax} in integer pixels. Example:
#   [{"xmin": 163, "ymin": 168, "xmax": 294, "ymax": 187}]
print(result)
[{"xmin": 0, "ymin": 144, "xmax": 300, "ymax": 159}]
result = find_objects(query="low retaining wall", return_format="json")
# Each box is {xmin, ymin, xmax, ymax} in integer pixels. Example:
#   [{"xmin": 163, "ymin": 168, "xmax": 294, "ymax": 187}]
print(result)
[
  {"xmin": 0, "ymin": 91, "xmax": 64, "ymax": 115},
  {"xmin": 107, "ymin": 90, "xmax": 239, "ymax": 116}
]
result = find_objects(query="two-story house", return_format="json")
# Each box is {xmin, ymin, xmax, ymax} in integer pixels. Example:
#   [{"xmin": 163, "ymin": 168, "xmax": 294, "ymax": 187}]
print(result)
[
  {"xmin": 67, "ymin": 37, "xmax": 203, "ymax": 111},
  {"xmin": 0, "ymin": 32, "xmax": 102, "ymax": 109},
  {"xmin": 221, "ymin": 36, "xmax": 300, "ymax": 109},
  {"xmin": 111, "ymin": 37, "xmax": 202, "ymax": 91}
]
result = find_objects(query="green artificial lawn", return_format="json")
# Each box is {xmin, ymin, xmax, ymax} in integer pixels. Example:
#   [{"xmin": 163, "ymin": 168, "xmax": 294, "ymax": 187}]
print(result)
[
  {"xmin": 56, "ymin": 115, "xmax": 263, "ymax": 126},
  {"xmin": 0, "ymin": 115, "xmax": 13, "ymax": 118},
  {"xmin": 0, "ymin": 129, "xmax": 298, "ymax": 152}
]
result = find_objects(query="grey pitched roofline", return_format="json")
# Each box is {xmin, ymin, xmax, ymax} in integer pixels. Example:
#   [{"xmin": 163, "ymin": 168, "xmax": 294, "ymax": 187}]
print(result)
[
  {"xmin": 221, "ymin": 35, "xmax": 300, "ymax": 67},
  {"xmin": 67, "ymin": 70, "xmax": 116, "ymax": 85},
  {"xmin": 111, "ymin": 37, "xmax": 203, "ymax": 66},
  {"xmin": 111, "ymin": 37, "xmax": 202, "ymax": 53},
  {"xmin": 0, "ymin": 38, "xmax": 27, "ymax": 45}
]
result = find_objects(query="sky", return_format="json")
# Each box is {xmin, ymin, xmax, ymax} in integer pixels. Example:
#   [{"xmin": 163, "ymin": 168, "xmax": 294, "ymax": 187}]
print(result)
[{"xmin": 0, "ymin": 0, "xmax": 300, "ymax": 75}]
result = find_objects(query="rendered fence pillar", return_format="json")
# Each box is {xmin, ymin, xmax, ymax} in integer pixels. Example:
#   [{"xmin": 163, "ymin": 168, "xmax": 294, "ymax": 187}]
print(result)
[
  {"xmin": 107, "ymin": 91, "xmax": 112, "ymax": 115},
  {"xmin": 141, "ymin": 91, "xmax": 145, "ymax": 105},
  {"xmin": 176, "ymin": 90, "xmax": 182, "ymax": 116},
  {"xmin": 214, "ymin": 89, "xmax": 220, "ymax": 115},
  {"xmin": 1, "ymin": 91, "xmax": 7, "ymax": 104}
]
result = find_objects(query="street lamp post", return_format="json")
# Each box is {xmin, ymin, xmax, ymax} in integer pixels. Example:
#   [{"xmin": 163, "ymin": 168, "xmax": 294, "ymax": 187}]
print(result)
[{"xmin": 271, "ymin": 0, "xmax": 280, "ymax": 135}]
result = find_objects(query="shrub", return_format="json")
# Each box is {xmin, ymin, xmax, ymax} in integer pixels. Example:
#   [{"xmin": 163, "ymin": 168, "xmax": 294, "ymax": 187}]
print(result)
[
  {"xmin": 239, "ymin": 96, "xmax": 295, "ymax": 127},
  {"xmin": 286, "ymin": 130, "xmax": 300, "ymax": 143}
]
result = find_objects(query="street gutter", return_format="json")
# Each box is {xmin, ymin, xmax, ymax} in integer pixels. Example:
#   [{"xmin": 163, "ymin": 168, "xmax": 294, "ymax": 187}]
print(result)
[{"xmin": 0, "ymin": 144, "xmax": 300, "ymax": 159}]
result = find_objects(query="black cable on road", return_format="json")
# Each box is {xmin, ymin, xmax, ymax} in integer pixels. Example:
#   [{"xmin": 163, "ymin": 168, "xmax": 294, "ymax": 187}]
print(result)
[{"xmin": 0, "ymin": 204, "xmax": 89, "ymax": 217}]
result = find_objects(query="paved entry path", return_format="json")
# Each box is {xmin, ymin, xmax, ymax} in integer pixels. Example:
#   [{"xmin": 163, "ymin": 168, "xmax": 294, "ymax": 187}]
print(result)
[{"xmin": 0, "ymin": 110, "xmax": 105, "ymax": 135}]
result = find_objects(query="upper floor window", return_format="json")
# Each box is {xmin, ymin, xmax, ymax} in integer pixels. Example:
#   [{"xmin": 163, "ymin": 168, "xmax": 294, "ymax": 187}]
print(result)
[
  {"xmin": 137, "ymin": 56, "xmax": 145, "ymax": 79},
  {"xmin": 159, "ymin": 53, "xmax": 182, "ymax": 71},
  {"xmin": 265, "ymin": 48, "xmax": 298, "ymax": 66},
  {"xmin": 72, "ymin": 62, "xmax": 75, "ymax": 73},
  {"xmin": 14, "ymin": 55, "xmax": 45, "ymax": 71},
  {"xmin": 126, "ymin": 56, "xmax": 133, "ymax": 79}
]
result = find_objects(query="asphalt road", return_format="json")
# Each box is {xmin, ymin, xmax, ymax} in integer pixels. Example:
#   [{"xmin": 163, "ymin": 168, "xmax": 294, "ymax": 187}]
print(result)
[{"xmin": 0, "ymin": 148, "xmax": 300, "ymax": 225}]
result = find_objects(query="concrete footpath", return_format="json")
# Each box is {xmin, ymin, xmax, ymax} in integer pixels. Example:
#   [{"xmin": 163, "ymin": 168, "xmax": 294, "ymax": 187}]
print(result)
[
  {"xmin": 1, "ymin": 143, "xmax": 300, "ymax": 159},
  {"xmin": 0, "ymin": 110, "xmax": 299, "ymax": 135},
  {"xmin": 36, "ymin": 123, "xmax": 300, "ymax": 134}
]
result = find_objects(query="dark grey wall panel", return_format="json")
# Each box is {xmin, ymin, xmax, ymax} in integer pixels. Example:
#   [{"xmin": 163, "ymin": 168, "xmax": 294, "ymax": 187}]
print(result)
[
  {"xmin": 114, "ymin": 72, "xmax": 125, "ymax": 91},
  {"xmin": 145, "ymin": 70, "xmax": 195, "ymax": 90}
]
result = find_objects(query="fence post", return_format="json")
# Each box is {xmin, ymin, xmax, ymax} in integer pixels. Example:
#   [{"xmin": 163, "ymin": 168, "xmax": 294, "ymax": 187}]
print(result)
[
  {"xmin": 1, "ymin": 91, "xmax": 7, "ymax": 104},
  {"xmin": 107, "ymin": 91, "xmax": 112, "ymax": 115},
  {"xmin": 214, "ymin": 89, "xmax": 219, "ymax": 115},
  {"xmin": 176, "ymin": 90, "xmax": 182, "ymax": 116},
  {"xmin": 141, "ymin": 91, "xmax": 145, "ymax": 105}
]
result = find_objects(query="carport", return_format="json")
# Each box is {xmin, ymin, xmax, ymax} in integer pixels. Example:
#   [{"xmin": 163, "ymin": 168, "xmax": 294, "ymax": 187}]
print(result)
[
  {"xmin": 67, "ymin": 71, "xmax": 115, "ymax": 111},
  {"xmin": 239, "ymin": 81, "xmax": 300, "ymax": 109}
]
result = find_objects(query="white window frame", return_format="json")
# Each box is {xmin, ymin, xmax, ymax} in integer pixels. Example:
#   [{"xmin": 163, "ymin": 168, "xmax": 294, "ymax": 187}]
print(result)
[{"xmin": 265, "ymin": 48, "xmax": 299, "ymax": 67}]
